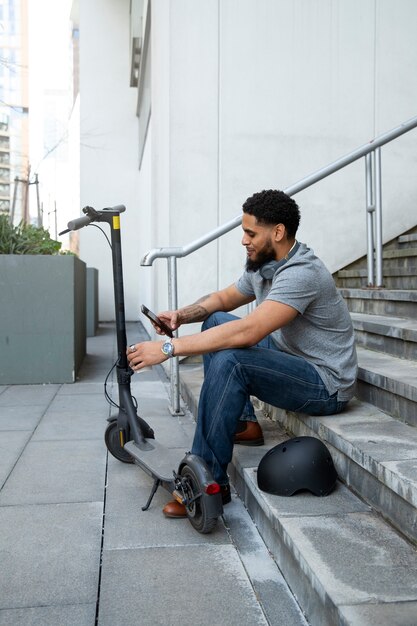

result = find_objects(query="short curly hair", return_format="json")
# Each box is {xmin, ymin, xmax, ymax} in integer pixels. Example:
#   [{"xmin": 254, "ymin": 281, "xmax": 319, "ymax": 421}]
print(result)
[{"xmin": 242, "ymin": 190, "xmax": 300, "ymax": 239}]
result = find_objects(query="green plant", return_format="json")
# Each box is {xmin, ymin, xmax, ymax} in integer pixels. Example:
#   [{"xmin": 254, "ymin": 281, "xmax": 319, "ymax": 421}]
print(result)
[{"xmin": 0, "ymin": 215, "xmax": 62, "ymax": 255}]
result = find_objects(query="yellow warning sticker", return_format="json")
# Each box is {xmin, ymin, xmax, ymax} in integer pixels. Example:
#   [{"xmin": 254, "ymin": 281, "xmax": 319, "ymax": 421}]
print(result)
[{"xmin": 113, "ymin": 215, "xmax": 120, "ymax": 230}]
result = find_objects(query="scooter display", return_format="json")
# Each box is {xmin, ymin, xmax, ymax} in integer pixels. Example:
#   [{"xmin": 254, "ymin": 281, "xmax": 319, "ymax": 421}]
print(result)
[{"xmin": 60, "ymin": 205, "xmax": 223, "ymax": 533}]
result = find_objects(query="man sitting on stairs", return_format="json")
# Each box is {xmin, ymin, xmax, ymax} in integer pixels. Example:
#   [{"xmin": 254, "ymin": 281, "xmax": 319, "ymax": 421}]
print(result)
[{"xmin": 127, "ymin": 189, "xmax": 358, "ymax": 518}]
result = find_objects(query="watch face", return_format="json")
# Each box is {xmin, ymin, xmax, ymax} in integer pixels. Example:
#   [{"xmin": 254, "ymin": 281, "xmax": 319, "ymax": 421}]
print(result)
[{"xmin": 162, "ymin": 341, "xmax": 174, "ymax": 356}]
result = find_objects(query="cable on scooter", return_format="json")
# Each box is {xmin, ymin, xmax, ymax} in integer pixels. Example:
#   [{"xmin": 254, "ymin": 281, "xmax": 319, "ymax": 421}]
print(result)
[
  {"xmin": 89, "ymin": 223, "xmax": 112, "ymax": 249},
  {"xmin": 104, "ymin": 358, "xmax": 139, "ymax": 411}
]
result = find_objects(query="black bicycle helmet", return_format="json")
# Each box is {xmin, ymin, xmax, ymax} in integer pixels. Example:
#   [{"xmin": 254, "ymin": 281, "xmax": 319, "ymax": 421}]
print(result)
[{"xmin": 257, "ymin": 436, "xmax": 337, "ymax": 496}]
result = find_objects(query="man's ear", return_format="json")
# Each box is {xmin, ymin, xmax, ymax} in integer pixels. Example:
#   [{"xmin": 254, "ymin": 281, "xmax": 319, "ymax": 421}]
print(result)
[{"xmin": 274, "ymin": 223, "xmax": 286, "ymax": 242}]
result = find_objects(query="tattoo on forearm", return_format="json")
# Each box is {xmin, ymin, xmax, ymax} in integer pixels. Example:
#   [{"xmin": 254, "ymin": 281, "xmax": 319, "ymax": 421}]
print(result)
[{"xmin": 179, "ymin": 295, "xmax": 211, "ymax": 324}]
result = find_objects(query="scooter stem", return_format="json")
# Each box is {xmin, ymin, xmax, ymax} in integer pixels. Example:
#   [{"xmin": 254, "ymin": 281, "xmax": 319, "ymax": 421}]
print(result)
[{"xmin": 104, "ymin": 210, "xmax": 151, "ymax": 445}]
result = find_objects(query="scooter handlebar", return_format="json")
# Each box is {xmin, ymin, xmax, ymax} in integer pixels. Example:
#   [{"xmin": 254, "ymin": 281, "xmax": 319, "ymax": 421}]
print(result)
[
  {"xmin": 59, "ymin": 204, "xmax": 126, "ymax": 235},
  {"xmin": 67, "ymin": 215, "xmax": 94, "ymax": 231},
  {"xmin": 107, "ymin": 204, "xmax": 126, "ymax": 213},
  {"xmin": 58, "ymin": 214, "xmax": 93, "ymax": 236}
]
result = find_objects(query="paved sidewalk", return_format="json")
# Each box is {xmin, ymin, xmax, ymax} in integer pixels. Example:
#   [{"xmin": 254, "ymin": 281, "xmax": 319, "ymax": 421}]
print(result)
[{"xmin": 0, "ymin": 323, "xmax": 307, "ymax": 626}]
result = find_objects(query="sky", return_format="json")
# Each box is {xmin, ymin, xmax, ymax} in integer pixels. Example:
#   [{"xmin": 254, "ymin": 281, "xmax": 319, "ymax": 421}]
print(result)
[
  {"xmin": 27, "ymin": 0, "xmax": 74, "ymax": 229},
  {"xmin": 28, "ymin": 0, "xmax": 73, "ymax": 169}
]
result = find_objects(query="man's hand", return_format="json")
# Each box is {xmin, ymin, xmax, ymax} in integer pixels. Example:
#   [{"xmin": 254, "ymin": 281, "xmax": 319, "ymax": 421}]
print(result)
[
  {"xmin": 127, "ymin": 341, "xmax": 168, "ymax": 370},
  {"xmin": 153, "ymin": 310, "xmax": 181, "ymax": 335}
]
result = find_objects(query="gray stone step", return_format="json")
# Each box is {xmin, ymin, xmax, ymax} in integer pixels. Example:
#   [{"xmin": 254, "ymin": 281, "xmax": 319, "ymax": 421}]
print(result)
[
  {"xmin": 231, "ymin": 451, "xmax": 417, "ymax": 626},
  {"xmin": 356, "ymin": 346, "xmax": 417, "ymax": 426},
  {"xmin": 338, "ymin": 225, "xmax": 417, "ymax": 274},
  {"xmin": 179, "ymin": 367, "xmax": 417, "ymax": 626},
  {"xmin": 339, "ymin": 288, "xmax": 417, "ymax": 319},
  {"xmin": 335, "ymin": 267, "xmax": 417, "ymax": 289},
  {"xmin": 342, "ymin": 246, "xmax": 417, "ymax": 272},
  {"xmin": 252, "ymin": 398, "xmax": 417, "ymax": 546},
  {"xmin": 398, "ymin": 233, "xmax": 417, "ymax": 245},
  {"xmin": 351, "ymin": 312, "xmax": 417, "ymax": 360}
]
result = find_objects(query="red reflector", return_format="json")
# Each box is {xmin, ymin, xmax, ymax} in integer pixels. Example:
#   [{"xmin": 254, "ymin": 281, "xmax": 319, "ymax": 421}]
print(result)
[{"xmin": 205, "ymin": 482, "xmax": 221, "ymax": 495}]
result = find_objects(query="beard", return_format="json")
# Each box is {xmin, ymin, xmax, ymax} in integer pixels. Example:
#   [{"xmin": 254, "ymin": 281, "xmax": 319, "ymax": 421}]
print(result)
[{"xmin": 245, "ymin": 242, "xmax": 276, "ymax": 272}]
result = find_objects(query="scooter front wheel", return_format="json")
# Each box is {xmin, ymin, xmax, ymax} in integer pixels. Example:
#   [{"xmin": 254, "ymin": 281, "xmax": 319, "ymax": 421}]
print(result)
[
  {"xmin": 104, "ymin": 420, "xmax": 135, "ymax": 464},
  {"xmin": 180, "ymin": 464, "xmax": 219, "ymax": 534}
]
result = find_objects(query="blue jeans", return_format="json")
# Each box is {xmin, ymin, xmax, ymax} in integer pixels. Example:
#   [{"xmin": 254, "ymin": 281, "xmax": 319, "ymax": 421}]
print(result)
[
  {"xmin": 202, "ymin": 312, "xmax": 266, "ymax": 422},
  {"xmin": 192, "ymin": 312, "xmax": 347, "ymax": 485}
]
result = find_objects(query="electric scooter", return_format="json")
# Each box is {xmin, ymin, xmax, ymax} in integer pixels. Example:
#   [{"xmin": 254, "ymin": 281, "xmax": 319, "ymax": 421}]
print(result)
[{"xmin": 60, "ymin": 204, "xmax": 223, "ymax": 533}]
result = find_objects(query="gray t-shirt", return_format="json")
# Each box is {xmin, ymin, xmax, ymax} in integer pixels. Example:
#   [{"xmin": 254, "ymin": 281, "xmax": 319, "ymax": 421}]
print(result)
[{"xmin": 235, "ymin": 242, "xmax": 357, "ymax": 401}]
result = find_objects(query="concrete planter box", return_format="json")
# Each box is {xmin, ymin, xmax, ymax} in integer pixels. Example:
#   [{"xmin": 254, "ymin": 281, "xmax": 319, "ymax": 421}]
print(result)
[{"xmin": 0, "ymin": 255, "xmax": 86, "ymax": 384}]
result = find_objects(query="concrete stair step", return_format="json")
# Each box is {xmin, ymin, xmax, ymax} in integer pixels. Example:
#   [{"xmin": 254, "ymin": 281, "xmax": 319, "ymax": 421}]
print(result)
[
  {"xmin": 178, "ymin": 366, "xmax": 417, "ymax": 626},
  {"xmin": 335, "ymin": 267, "xmax": 417, "ymax": 289},
  {"xmin": 339, "ymin": 225, "xmax": 417, "ymax": 272},
  {"xmin": 231, "ymin": 446, "xmax": 417, "ymax": 626},
  {"xmin": 339, "ymin": 288, "xmax": 417, "ymax": 319},
  {"xmin": 398, "ymin": 233, "xmax": 417, "ymax": 245},
  {"xmin": 351, "ymin": 312, "xmax": 417, "ymax": 360},
  {"xmin": 356, "ymin": 346, "xmax": 417, "ymax": 426},
  {"xmin": 342, "ymin": 246, "xmax": 417, "ymax": 272},
  {"xmin": 383, "ymin": 247, "xmax": 417, "ymax": 260},
  {"xmin": 265, "ymin": 397, "xmax": 417, "ymax": 544}
]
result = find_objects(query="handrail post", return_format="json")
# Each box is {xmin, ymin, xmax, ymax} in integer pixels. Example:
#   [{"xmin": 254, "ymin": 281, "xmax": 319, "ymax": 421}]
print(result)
[
  {"xmin": 365, "ymin": 152, "xmax": 375, "ymax": 286},
  {"xmin": 374, "ymin": 147, "xmax": 383, "ymax": 287},
  {"xmin": 167, "ymin": 256, "xmax": 184, "ymax": 415}
]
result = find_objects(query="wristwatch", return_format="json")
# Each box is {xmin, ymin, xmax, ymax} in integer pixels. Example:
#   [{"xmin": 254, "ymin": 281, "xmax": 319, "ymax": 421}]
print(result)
[{"xmin": 161, "ymin": 338, "xmax": 175, "ymax": 358}]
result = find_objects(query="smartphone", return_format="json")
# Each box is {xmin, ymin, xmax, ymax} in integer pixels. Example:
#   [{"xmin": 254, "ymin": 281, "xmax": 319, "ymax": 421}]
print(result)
[{"xmin": 141, "ymin": 305, "xmax": 174, "ymax": 338}]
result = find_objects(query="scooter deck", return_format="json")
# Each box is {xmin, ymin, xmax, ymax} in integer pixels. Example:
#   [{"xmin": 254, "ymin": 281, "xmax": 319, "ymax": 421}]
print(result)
[{"xmin": 124, "ymin": 439, "xmax": 185, "ymax": 482}]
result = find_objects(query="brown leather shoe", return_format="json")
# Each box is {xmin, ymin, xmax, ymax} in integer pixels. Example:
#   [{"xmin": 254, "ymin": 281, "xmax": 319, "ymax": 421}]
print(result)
[
  {"xmin": 234, "ymin": 421, "xmax": 264, "ymax": 446},
  {"xmin": 163, "ymin": 500, "xmax": 187, "ymax": 518},
  {"xmin": 163, "ymin": 484, "xmax": 232, "ymax": 518}
]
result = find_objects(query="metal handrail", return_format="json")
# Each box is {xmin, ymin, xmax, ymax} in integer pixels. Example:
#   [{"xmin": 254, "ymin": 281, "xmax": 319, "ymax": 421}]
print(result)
[{"xmin": 141, "ymin": 114, "xmax": 417, "ymax": 413}]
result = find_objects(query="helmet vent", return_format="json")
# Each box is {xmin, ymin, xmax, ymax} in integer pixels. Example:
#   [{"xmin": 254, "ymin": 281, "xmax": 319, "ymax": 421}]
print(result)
[{"xmin": 282, "ymin": 447, "xmax": 287, "ymax": 453}]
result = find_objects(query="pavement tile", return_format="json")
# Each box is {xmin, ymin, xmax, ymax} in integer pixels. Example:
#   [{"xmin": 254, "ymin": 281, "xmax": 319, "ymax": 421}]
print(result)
[
  {"xmin": 0, "ymin": 502, "xmax": 102, "ymax": 610},
  {"xmin": 76, "ymin": 366, "xmax": 113, "ymax": 383},
  {"xmin": 0, "ymin": 404, "xmax": 46, "ymax": 431},
  {"xmin": 0, "ymin": 430, "xmax": 31, "ymax": 489},
  {"xmin": 98, "ymin": 545, "xmax": 268, "ymax": 626},
  {"xmin": 31, "ymin": 410, "xmax": 107, "ymax": 441},
  {"xmin": 129, "ymin": 379, "xmax": 172, "ymax": 399},
  {"xmin": 139, "ymin": 414, "xmax": 194, "ymax": 448},
  {"xmin": 47, "ymin": 393, "xmax": 109, "ymax": 413},
  {"xmin": 0, "ymin": 603, "xmax": 96, "ymax": 626},
  {"xmin": 57, "ymin": 382, "xmax": 108, "ymax": 395},
  {"xmin": 0, "ymin": 385, "xmax": 59, "ymax": 407},
  {"xmin": 0, "ymin": 439, "xmax": 107, "ymax": 505}
]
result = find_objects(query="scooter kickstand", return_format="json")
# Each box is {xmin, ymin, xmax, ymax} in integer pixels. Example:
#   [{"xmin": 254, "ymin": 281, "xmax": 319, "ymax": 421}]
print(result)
[{"xmin": 142, "ymin": 478, "xmax": 161, "ymax": 511}]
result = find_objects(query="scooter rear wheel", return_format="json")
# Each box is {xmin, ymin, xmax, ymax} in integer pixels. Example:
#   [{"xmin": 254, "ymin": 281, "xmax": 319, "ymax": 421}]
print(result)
[
  {"xmin": 180, "ymin": 464, "xmax": 218, "ymax": 534},
  {"xmin": 104, "ymin": 420, "xmax": 135, "ymax": 464}
]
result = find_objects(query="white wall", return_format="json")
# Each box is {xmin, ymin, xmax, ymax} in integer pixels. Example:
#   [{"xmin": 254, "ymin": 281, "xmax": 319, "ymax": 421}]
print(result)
[{"xmin": 78, "ymin": 0, "xmax": 142, "ymax": 320}]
